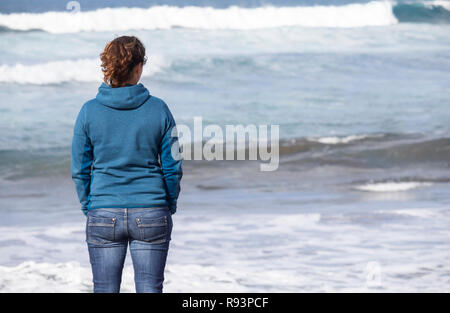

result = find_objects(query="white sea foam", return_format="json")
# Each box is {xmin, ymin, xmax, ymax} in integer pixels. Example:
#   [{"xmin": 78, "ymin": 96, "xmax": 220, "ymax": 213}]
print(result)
[
  {"xmin": 309, "ymin": 134, "xmax": 372, "ymax": 144},
  {"xmin": 390, "ymin": 208, "xmax": 439, "ymax": 218},
  {"xmin": 0, "ymin": 208, "xmax": 449, "ymax": 292},
  {"xmin": 0, "ymin": 2, "xmax": 398, "ymax": 33},
  {"xmin": 0, "ymin": 261, "xmax": 90, "ymax": 292},
  {"xmin": 0, "ymin": 56, "xmax": 169, "ymax": 85},
  {"xmin": 355, "ymin": 181, "xmax": 433, "ymax": 192},
  {"xmin": 425, "ymin": 1, "xmax": 450, "ymax": 10},
  {"xmin": 0, "ymin": 261, "xmax": 248, "ymax": 292}
]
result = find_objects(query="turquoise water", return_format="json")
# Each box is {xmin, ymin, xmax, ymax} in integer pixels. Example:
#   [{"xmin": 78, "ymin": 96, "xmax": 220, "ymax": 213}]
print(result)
[{"xmin": 0, "ymin": 0, "xmax": 449, "ymax": 292}]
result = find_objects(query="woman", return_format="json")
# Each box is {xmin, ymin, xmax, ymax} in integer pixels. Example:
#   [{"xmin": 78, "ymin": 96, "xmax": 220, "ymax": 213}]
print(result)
[{"xmin": 71, "ymin": 36, "xmax": 182, "ymax": 293}]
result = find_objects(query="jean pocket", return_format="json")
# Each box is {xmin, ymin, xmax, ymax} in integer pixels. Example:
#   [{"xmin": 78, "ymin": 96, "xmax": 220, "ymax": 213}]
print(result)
[
  {"xmin": 136, "ymin": 215, "xmax": 168, "ymax": 244},
  {"xmin": 87, "ymin": 216, "xmax": 116, "ymax": 244}
]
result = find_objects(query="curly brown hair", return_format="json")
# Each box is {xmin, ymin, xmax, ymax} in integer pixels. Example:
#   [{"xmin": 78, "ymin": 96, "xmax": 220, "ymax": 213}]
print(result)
[{"xmin": 100, "ymin": 36, "xmax": 147, "ymax": 88}]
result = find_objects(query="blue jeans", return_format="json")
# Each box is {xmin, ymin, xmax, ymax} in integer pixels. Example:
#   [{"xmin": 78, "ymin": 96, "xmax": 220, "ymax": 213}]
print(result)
[{"xmin": 85, "ymin": 207, "xmax": 173, "ymax": 293}]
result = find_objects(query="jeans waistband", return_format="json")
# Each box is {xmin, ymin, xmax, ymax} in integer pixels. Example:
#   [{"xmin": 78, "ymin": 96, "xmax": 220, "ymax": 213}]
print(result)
[{"xmin": 92, "ymin": 207, "xmax": 169, "ymax": 212}]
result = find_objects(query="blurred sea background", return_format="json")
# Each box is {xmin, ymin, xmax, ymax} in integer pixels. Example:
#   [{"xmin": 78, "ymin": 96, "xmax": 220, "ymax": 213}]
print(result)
[{"xmin": 0, "ymin": 0, "xmax": 449, "ymax": 292}]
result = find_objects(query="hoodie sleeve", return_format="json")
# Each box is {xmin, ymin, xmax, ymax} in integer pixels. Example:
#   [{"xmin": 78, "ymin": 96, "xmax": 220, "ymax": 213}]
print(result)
[
  {"xmin": 160, "ymin": 102, "xmax": 183, "ymax": 215},
  {"xmin": 71, "ymin": 104, "xmax": 94, "ymax": 216}
]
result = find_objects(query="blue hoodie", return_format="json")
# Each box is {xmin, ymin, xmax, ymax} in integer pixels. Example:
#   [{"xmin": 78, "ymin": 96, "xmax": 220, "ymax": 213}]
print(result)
[{"xmin": 71, "ymin": 82, "xmax": 182, "ymax": 216}]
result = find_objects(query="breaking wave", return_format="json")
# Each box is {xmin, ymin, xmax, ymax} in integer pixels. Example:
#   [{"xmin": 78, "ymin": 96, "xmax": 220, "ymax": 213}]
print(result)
[
  {"xmin": 1, "ymin": 1, "xmax": 449, "ymax": 34},
  {"xmin": 0, "ymin": 56, "xmax": 170, "ymax": 85},
  {"xmin": 355, "ymin": 181, "xmax": 433, "ymax": 192},
  {"xmin": 0, "ymin": 2, "xmax": 398, "ymax": 33},
  {"xmin": 394, "ymin": 1, "xmax": 450, "ymax": 23}
]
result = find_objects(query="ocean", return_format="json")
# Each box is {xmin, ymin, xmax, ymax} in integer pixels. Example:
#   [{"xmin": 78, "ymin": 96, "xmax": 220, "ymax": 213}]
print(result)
[{"xmin": 0, "ymin": 0, "xmax": 449, "ymax": 292}]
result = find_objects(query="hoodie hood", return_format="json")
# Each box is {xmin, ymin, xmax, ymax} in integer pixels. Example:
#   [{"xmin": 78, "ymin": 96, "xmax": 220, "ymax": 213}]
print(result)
[{"xmin": 96, "ymin": 82, "xmax": 150, "ymax": 110}]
